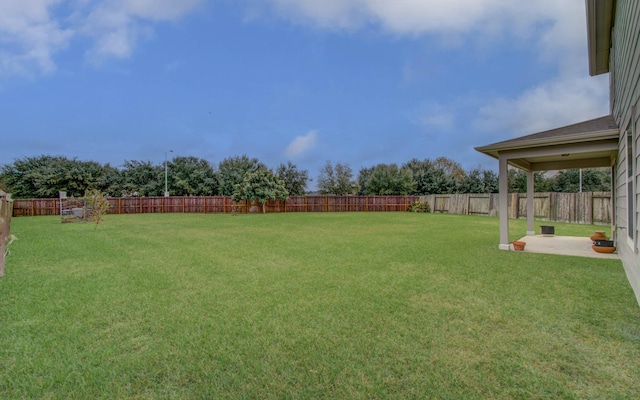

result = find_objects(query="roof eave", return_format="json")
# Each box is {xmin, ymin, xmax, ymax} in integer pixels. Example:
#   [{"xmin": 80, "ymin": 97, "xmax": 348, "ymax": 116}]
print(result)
[
  {"xmin": 475, "ymin": 129, "xmax": 619, "ymax": 160},
  {"xmin": 586, "ymin": 0, "xmax": 615, "ymax": 76}
]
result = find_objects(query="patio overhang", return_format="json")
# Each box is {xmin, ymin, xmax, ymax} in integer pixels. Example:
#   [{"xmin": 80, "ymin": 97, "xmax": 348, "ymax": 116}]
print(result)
[
  {"xmin": 475, "ymin": 115, "xmax": 619, "ymax": 250},
  {"xmin": 475, "ymin": 115, "xmax": 619, "ymax": 172}
]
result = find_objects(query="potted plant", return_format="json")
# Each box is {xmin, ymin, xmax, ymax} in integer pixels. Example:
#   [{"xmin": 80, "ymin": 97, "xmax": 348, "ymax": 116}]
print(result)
[{"xmin": 512, "ymin": 241, "xmax": 526, "ymax": 251}]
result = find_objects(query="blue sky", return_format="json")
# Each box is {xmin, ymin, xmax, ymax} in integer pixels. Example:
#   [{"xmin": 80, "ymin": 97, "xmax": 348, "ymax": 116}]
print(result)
[{"xmin": 1, "ymin": 0, "xmax": 610, "ymax": 188}]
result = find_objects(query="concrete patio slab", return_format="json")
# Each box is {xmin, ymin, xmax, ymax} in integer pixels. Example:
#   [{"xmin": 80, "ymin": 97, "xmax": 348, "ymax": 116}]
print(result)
[{"xmin": 512, "ymin": 235, "xmax": 619, "ymax": 259}]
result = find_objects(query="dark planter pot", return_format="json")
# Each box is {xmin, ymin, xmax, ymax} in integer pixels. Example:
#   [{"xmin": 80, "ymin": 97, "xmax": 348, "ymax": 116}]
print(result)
[
  {"xmin": 541, "ymin": 226, "xmax": 554, "ymax": 236},
  {"xmin": 593, "ymin": 240, "xmax": 615, "ymax": 247}
]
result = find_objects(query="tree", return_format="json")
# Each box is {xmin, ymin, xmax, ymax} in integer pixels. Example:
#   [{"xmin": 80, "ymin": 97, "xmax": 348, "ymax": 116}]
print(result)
[
  {"xmin": 232, "ymin": 169, "xmax": 289, "ymax": 213},
  {"xmin": 363, "ymin": 164, "xmax": 415, "ymax": 195},
  {"xmin": 459, "ymin": 167, "xmax": 499, "ymax": 193},
  {"xmin": 583, "ymin": 168, "xmax": 611, "ymax": 191},
  {"xmin": 551, "ymin": 168, "xmax": 611, "ymax": 192},
  {"xmin": 0, "ymin": 155, "xmax": 121, "ymax": 198},
  {"xmin": 357, "ymin": 166, "xmax": 374, "ymax": 195},
  {"xmin": 402, "ymin": 158, "xmax": 433, "ymax": 195},
  {"xmin": 276, "ymin": 161, "xmax": 310, "ymax": 196},
  {"xmin": 317, "ymin": 161, "xmax": 358, "ymax": 195},
  {"xmin": 433, "ymin": 157, "xmax": 465, "ymax": 182},
  {"xmin": 60, "ymin": 159, "xmax": 112, "ymax": 197},
  {"xmin": 98, "ymin": 164, "xmax": 124, "ymax": 197},
  {"xmin": 169, "ymin": 156, "xmax": 219, "ymax": 196},
  {"xmin": 402, "ymin": 158, "xmax": 457, "ymax": 195},
  {"xmin": 120, "ymin": 160, "xmax": 163, "ymax": 196},
  {"xmin": 508, "ymin": 168, "xmax": 527, "ymax": 193},
  {"xmin": 218, "ymin": 155, "xmax": 267, "ymax": 196},
  {"xmin": 459, "ymin": 167, "xmax": 485, "ymax": 194},
  {"xmin": 482, "ymin": 170, "xmax": 499, "ymax": 193},
  {"xmin": 0, "ymin": 155, "xmax": 66, "ymax": 198},
  {"xmin": 431, "ymin": 157, "xmax": 467, "ymax": 193},
  {"xmin": 507, "ymin": 168, "xmax": 551, "ymax": 193}
]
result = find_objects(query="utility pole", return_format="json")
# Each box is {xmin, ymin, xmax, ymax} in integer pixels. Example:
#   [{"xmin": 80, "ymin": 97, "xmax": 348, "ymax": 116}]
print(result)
[{"xmin": 164, "ymin": 150, "xmax": 173, "ymax": 197}]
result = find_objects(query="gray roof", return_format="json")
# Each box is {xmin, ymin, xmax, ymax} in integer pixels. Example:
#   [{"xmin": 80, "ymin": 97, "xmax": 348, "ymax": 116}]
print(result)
[
  {"xmin": 475, "ymin": 115, "xmax": 620, "ymax": 171},
  {"xmin": 476, "ymin": 115, "xmax": 618, "ymax": 151}
]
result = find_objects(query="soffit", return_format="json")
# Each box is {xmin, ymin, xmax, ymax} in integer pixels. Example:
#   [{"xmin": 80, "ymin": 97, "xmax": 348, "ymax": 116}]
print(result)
[{"xmin": 586, "ymin": 0, "xmax": 615, "ymax": 76}]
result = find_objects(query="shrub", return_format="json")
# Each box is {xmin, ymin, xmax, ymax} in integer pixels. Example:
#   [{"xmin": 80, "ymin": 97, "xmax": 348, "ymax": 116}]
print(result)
[
  {"xmin": 86, "ymin": 190, "xmax": 110, "ymax": 226},
  {"xmin": 407, "ymin": 201, "xmax": 431, "ymax": 213}
]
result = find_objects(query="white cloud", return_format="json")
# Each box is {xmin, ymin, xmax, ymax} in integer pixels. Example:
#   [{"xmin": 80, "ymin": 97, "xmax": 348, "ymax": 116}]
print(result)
[
  {"xmin": 0, "ymin": 0, "xmax": 72, "ymax": 76},
  {"xmin": 467, "ymin": 1, "xmax": 611, "ymax": 141},
  {"xmin": 0, "ymin": 0, "xmax": 590, "ymax": 79},
  {"xmin": 264, "ymin": 0, "xmax": 497, "ymax": 33},
  {"xmin": 0, "ymin": 0, "xmax": 204, "ymax": 76},
  {"xmin": 261, "ymin": 0, "xmax": 610, "ymax": 138},
  {"xmin": 285, "ymin": 130, "xmax": 318, "ymax": 158},
  {"xmin": 259, "ymin": 0, "xmax": 579, "ymax": 42},
  {"xmin": 419, "ymin": 105, "xmax": 455, "ymax": 132},
  {"xmin": 79, "ymin": 0, "xmax": 204, "ymax": 61},
  {"xmin": 0, "ymin": 0, "xmax": 611, "ymax": 139},
  {"xmin": 474, "ymin": 74, "xmax": 610, "ymax": 138}
]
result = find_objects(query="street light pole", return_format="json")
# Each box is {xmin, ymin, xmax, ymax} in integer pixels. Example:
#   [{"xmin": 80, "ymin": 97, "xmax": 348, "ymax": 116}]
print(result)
[
  {"xmin": 164, "ymin": 150, "xmax": 173, "ymax": 197},
  {"xmin": 579, "ymin": 168, "xmax": 583, "ymax": 193}
]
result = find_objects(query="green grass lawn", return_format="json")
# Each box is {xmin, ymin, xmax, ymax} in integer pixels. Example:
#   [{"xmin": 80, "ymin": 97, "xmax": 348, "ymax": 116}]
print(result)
[{"xmin": 1, "ymin": 213, "xmax": 638, "ymax": 399}]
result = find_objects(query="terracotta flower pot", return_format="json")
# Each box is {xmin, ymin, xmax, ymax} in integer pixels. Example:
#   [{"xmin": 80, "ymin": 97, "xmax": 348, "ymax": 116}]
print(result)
[
  {"xmin": 512, "ymin": 241, "xmax": 526, "ymax": 251},
  {"xmin": 592, "ymin": 245, "xmax": 616, "ymax": 254},
  {"xmin": 590, "ymin": 231, "xmax": 608, "ymax": 241}
]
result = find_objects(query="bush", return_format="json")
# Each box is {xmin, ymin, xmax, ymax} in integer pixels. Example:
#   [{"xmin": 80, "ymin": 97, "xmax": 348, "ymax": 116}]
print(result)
[
  {"xmin": 407, "ymin": 201, "xmax": 431, "ymax": 213},
  {"xmin": 87, "ymin": 190, "xmax": 110, "ymax": 226}
]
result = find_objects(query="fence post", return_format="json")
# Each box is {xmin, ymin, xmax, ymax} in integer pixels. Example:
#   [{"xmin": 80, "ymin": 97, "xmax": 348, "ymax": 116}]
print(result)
[{"xmin": 1, "ymin": 191, "xmax": 14, "ymax": 277}]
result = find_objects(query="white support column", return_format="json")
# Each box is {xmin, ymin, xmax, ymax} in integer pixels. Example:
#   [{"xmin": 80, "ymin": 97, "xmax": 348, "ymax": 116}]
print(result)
[
  {"xmin": 526, "ymin": 170, "xmax": 535, "ymax": 236},
  {"xmin": 499, "ymin": 155, "xmax": 510, "ymax": 250}
]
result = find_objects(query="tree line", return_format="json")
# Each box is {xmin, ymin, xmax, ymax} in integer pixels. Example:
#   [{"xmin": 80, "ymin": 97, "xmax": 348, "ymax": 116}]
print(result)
[
  {"xmin": 0, "ymin": 154, "xmax": 611, "ymax": 200},
  {"xmin": 316, "ymin": 158, "xmax": 610, "ymax": 195}
]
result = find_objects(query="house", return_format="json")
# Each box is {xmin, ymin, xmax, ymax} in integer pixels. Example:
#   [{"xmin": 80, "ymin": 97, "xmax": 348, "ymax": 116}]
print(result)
[{"xmin": 476, "ymin": 0, "xmax": 639, "ymax": 305}]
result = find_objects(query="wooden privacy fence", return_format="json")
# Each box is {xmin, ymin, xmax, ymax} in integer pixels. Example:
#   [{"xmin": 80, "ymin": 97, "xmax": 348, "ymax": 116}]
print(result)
[
  {"xmin": 1, "ymin": 190, "xmax": 14, "ymax": 277},
  {"xmin": 419, "ymin": 192, "xmax": 612, "ymax": 225},
  {"xmin": 12, "ymin": 195, "xmax": 419, "ymax": 217},
  {"xmin": 11, "ymin": 192, "xmax": 613, "ymax": 225}
]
